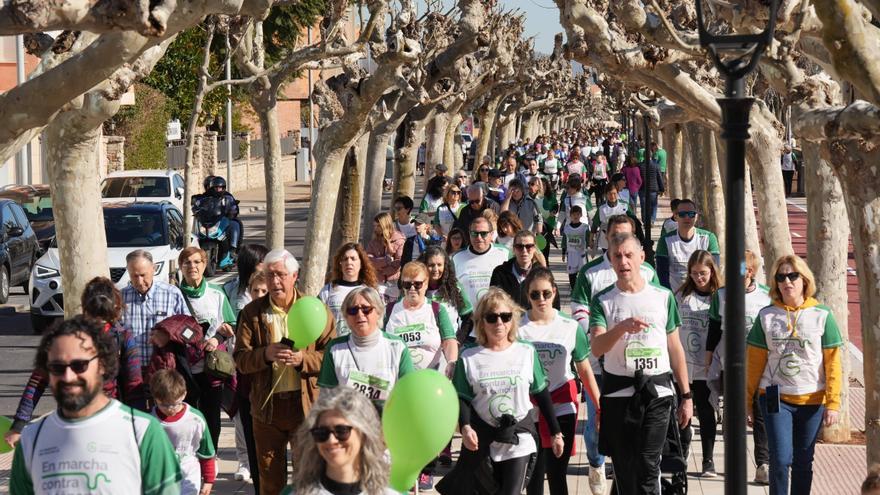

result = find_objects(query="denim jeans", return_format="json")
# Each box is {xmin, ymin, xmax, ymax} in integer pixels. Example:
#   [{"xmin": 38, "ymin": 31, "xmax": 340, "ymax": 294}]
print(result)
[
  {"xmin": 583, "ymin": 376, "xmax": 605, "ymax": 468},
  {"xmin": 639, "ymin": 191, "xmax": 659, "ymax": 223},
  {"xmin": 759, "ymin": 396, "xmax": 824, "ymax": 495}
]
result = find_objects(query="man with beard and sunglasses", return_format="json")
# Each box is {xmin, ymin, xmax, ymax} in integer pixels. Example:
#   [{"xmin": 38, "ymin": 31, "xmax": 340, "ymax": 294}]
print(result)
[{"xmin": 10, "ymin": 316, "xmax": 181, "ymax": 495}]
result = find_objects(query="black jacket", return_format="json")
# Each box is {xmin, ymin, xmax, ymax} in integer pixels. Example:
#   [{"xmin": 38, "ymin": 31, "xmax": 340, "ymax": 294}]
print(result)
[
  {"xmin": 490, "ymin": 259, "xmax": 561, "ymax": 311},
  {"xmin": 453, "ymin": 198, "xmax": 501, "ymax": 233}
]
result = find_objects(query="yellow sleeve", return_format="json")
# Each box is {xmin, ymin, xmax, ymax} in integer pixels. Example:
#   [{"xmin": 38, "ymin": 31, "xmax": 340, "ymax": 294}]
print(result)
[
  {"xmin": 745, "ymin": 345, "xmax": 768, "ymax": 409},
  {"xmin": 822, "ymin": 346, "xmax": 842, "ymax": 411}
]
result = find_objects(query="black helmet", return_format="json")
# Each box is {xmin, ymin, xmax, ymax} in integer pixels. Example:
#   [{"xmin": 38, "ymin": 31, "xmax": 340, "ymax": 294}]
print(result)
[
  {"xmin": 203, "ymin": 175, "xmax": 216, "ymax": 191},
  {"xmin": 209, "ymin": 176, "xmax": 227, "ymax": 191}
]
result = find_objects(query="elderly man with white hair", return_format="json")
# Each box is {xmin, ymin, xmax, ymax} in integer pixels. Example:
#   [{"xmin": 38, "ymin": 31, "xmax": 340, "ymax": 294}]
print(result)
[{"xmin": 233, "ymin": 249, "xmax": 336, "ymax": 495}]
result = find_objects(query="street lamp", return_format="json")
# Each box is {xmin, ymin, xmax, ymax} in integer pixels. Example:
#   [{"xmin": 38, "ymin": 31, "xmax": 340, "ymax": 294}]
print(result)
[{"xmin": 694, "ymin": 1, "xmax": 778, "ymax": 494}]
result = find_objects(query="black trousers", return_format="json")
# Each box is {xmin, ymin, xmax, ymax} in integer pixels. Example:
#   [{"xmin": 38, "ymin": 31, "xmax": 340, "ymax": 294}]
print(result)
[
  {"xmin": 526, "ymin": 413, "xmax": 577, "ymax": 495},
  {"xmin": 679, "ymin": 380, "xmax": 717, "ymax": 461},
  {"xmin": 187, "ymin": 372, "xmax": 223, "ymax": 449},
  {"xmin": 443, "ymin": 440, "xmax": 532, "ymax": 495},
  {"xmin": 239, "ymin": 394, "xmax": 261, "ymax": 493},
  {"xmin": 782, "ymin": 170, "xmax": 795, "ymax": 197},
  {"xmin": 601, "ymin": 395, "xmax": 672, "ymax": 495},
  {"xmin": 753, "ymin": 392, "xmax": 769, "ymax": 466}
]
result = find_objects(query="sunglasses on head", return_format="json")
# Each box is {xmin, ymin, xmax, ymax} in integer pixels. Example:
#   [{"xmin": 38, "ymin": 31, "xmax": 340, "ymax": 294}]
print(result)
[
  {"xmin": 46, "ymin": 355, "xmax": 98, "ymax": 376},
  {"xmin": 310, "ymin": 424, "xmax": 355, "ymax": 443},
  {"xmin": 470, "ymin": 230, "xmax": 491, "ymax": 239},
  {"xmin": 677, "ymin": 210, "xmax": 697, "ymax": 218},
  {"xmin": 345, "ymin": 305, "xmax": 375, "ymax": 316},
  {"xmin": 484, "ymin": 312, "xmax": 513, "ymax": 324},
  {"xmin": 514, "ymin": 243, "xmax": 535, "ymax": 251},
  {"xmin": 401, "ymin": 280, "xmax": 425, "ymax": 290},
  {"xmin": 774, "ymin": 272, "xmax": 801, "ymax": 283},
  {"xmin": 529, "ymin": 289, "xmax": 554, "ymax": 301}
]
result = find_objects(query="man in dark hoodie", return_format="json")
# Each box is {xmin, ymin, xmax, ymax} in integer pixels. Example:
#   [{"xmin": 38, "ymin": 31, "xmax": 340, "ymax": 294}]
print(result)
[{"xmin": 490, "ymin": 230, "xmax": 561, "ymax": 310}]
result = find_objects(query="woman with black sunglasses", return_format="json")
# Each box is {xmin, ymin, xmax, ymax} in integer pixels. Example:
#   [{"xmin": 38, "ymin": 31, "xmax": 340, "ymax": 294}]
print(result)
[
  {"xmin": 745, "ymin": 255, "xmax": 843, "ymax": 495},
  {"xmin": 289, "ymin": 386, "xmax": 398, "ymax": 495},
  {"xmin": 317, "ymin": 287, "xmax": 415, "ymax": 410},
  {"xmin": 519, "ymin": 268, "xmax": 600, "ymax": 495},
  {"xmin": 437, "ymin": 288, "xmax": 562, "ymax": 495}
]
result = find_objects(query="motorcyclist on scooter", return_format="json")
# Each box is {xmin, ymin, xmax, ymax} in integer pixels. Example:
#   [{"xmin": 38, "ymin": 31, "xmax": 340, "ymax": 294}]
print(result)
[{"xmin": 206, "ymin": 176, "xmax": 242, "ymax": 267}]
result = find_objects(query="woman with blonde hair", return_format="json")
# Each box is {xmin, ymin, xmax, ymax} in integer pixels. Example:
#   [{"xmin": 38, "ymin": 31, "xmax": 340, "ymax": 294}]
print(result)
[
  {"xmin": 320, "ymin": 243, "xmax": 379, "ymax": 337},
  {"xmin": 434, "ymin": 184, "xmax": 465, "ymax": 239},
  {"xmin": 746, "ymin": 255, "xmax": 843, "ymax": 495},
  {"xmin": 437, "ymin": 287, "xmax": 563, "ymax": 495},
  {"xmin": 367, "ymin": 212, "xmax": 406, "ymax": 302},
  {"xmin": 289, "ymin": 386, "xmax": 397, "ymax": 494}
]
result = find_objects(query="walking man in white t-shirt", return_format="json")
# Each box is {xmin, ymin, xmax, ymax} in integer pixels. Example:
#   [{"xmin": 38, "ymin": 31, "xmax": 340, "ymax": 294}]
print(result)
[
  {"xmin": 11, "ymin": 316, "xmax": 181, "ymax": 494},
  {"xmin": 781, "ymin": 143, "xmax": 797, "ymax": 197}
]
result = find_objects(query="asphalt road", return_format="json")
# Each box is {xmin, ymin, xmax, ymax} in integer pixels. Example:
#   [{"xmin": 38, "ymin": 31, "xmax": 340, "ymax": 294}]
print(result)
[{"xmin": 0, "ymin": 199, "xmax": 311, "ymax": 418}]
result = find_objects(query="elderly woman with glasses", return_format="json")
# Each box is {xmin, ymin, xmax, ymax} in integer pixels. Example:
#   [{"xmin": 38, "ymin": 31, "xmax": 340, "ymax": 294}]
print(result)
[
  {"xmin": 520, "ymin": 267, "xmax": 599, "ymax": 495},
  {"xmin": 746, "ymin": 255, "xmax": 843, "ymax": 495},
  {"xmin": 318, "ymin": 287, "xmax": 415, "ymax": 410},
  {"xmin": 287, "ymin": 386, "xmax": 398, "ymax": 495},
  {"xmin": 437, "ymin": 288, "xmax": 563, "ymax": 495}
]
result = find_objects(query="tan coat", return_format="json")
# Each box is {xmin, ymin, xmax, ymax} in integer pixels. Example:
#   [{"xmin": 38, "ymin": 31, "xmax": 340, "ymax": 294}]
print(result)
[{"xmin": 233, "ymin": 289, "xmax": 336, "ymax": 423}]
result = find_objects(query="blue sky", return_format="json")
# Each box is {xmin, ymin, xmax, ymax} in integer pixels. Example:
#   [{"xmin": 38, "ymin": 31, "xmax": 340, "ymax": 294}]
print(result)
[{"xmin": 416, "ymin": 0, "xmax": 562, "ymax": 55}]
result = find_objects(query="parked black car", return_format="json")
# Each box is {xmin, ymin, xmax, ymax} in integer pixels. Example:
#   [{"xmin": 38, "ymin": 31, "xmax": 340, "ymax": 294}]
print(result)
[
  {"xmin": 0, "ymin": 199, "xmax": 41, "ymax": 303},
  {"xmin": 0, "ymin": 185, "xmax": 55, "ymax": 253}
]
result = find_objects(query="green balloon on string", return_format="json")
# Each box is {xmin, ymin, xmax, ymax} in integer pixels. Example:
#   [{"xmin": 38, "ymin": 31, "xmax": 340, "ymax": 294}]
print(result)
[
  {"xmin": 287, "ymin": 296, "xmax": 327, "ymax": 348},
  {"xmin": 0, "ymin": 416, "xmax": 13, "ymax": 453},
  {"xmin": 535, "ymin": 234, "xmax": 548, "ymax": 251}
]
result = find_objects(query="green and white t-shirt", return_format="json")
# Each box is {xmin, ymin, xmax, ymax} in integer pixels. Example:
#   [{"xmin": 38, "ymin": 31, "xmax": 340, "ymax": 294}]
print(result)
[
  {"xmin": 426, "ymin": 283, "xmax": 473, "ymax": 333},
  {"xmin": 563, "ymin": 222, "xmax": 590, "ymax": 275},
  {"xmin": 452, "ymin": 246, "xmax": 510, "ymax": 308},
  {"xmin": 11, "ymin": 399, "xmax": 181, "ymax": 495},
  {"xmin": 519, "ymin": 311, "xmax": 590, "ymax": 416},
  {"xmin": 542, "ymin": 158, "xmax": 560, "ymax": 175},
  {"xmin": 384, "ymin": 301, "xmax": 456, "ymax": 370},
  {"xmin": 570, "ymin": 254, "xmax": 659, "ymax": 327},
  {"xmin": 453, "ymin": 341, "xmax": 548, "ymax": 461},
  {"xmin": 419, "ymin": 195, "xmax": 444, "ymax": 215},
  {"xmin": 318, "ymin": 333, "xmax": 415, "ymax": 405},
  {"xmin": 318, "ymin": 282, "xmax": 366, "ymax": 337},
  {"xmin": 676, "ymin": 292, "xmax": 712, "ymax": 381},
  {"xmin": 153, "ymin": 404, "xmax": 215, "ymax": 495},
  {"xmin": 746, "ymin": 304, "xmax": 843, "ymax": 396},
  {"xmin": 433, "ymin": 203, "xmax": 464, "ymax": 236},
  {"xmin": 656, "ymin": 228, "xmax": 721, "ymax": 294},
  {"xmin": 589, "ymin": 283, "xmax": 681, "ymax": 397},
  {"xmin": 590, "ymin": 202, "xmax": 632, "ymax": 251},
  {"xmin": 557, "ymin": 192, "xmax": 591, "ymax": 228},
  {"xmin": 709, "ymin": 285, "xmax": 771, "ymax": 364},
  {"xmin": 183, "ymin": 281, "xmax": 237, "ymax": 374}
]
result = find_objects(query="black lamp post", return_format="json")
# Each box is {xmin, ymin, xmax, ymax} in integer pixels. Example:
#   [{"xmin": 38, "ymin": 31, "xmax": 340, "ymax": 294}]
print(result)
[{"xmin": 694, "ymin": 1, "xmax": 778, "ymax": 494}]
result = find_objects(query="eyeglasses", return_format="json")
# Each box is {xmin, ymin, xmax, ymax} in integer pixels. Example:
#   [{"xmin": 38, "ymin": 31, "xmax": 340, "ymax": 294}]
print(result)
[
  {"xmin": 46, "ymin": 355, "xmax": 98, "ymax": 376},
  {"xmin": 529, "ymin": 290, "xmax": 554, "ymax": 301},
  {"xmin": 676, "ymin": 211, "xmax": 697, "ymax": 218},
  {"xmin": 449, "ymin": 190, "xmax": 461, "ymax": 195},
  {"xmin": 470, "ymin": 230, "xmax": 491, "ymax": 239},
  {"xmin": 514, "ymin": 243, "xmax": 536, "ymax": 251},
  {"xmin": 310, "ymin": 424, "xmax": 355, "ymax": 443},
  {"xmin": 401, "ymin": 280, "xmax": 425, "ymax": 290},
  {"xmin": 774, "ymin": 272, "xmax": 801, "ymax": 283},
  {"xmin": 468, "ymin": 199, "xmax": 482, "ymax": 205},
  {"xmin": 484, "ymin": 312, "xmax": 513, "ymax": 324},
  {"xmin": 156, "ymin": 400, "xmax": 185, "ymax": 409},
  {"xmin": 345, "ymin": 305, "xmax": 375, "ymax": 316}
]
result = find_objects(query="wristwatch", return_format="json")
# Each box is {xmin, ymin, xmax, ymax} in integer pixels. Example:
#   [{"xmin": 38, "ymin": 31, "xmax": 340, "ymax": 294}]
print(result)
[{"xmin": 680, "ymin": 391, "xmax": 693, "ymax": 400}]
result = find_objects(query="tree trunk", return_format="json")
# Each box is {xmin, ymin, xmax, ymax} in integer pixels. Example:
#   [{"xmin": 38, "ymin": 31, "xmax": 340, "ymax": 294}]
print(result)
[
  {"xmin": 685, "ymin": 124, "xmax": 707, "ymax": 212},
  {"xmin": 453, "ymin": 131, "xmax": 464, "ymax": 171},
  {"xmin": 257, "ymin": 98, "xmax": 285, "ymax": 249},
  {"xmin": 667, "ymin": 124, "xmax": 683, "ymax": 199},
  {"xmin": 45, "ymin": 111, "xmax": 110, "ymax": 317},
  {"xmin": 822, "ymin": 139, "xmax": 880, "ymax": 466},
  {"xmin": 475, "ymin": 95, "xmax": 502, "ymax": 164},
  {"xmin": 498, "ymin": 115, "xmax": 517, "ymax": 157},
  {"xmin": 679, "ymin": 126, "xmax": 694, "ymax": 200},
  {"xmin": 803, "ymin": 142, "xmax": 852, "ymax": 442},
  {"xmin": 394, "ymin": 114, "xmax": 427, "ymax": 201},
  {"xmin": 426, "ymin": 112, "xmax": 451, "ymax": 173},
  {"xmin": 301, "ymin": 145, "xmax": 347, "ymax": 291},
  {"xmin": 345, "ymin": 132, "xmax": 369, "ymax": 244},
  {"xmin": 444, "ymin": 113, "xmax": 464, "ymax": 174},
  {"xmin": 363, "ymin": 124, "xmax": 397, "ymax": 242},
  {"xmin": 702, "ymin": 126, "xmax": 725, "ymax": 265},
  {"xmin": 743, "ymin": 160, "xmax": 763, "ymax": 275}
]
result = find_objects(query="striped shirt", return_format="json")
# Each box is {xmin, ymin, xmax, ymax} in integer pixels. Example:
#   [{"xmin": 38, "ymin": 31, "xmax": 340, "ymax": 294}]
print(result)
[{"xmin": 121, "ymin": 280, "xmax": 191, "ymax": 365}]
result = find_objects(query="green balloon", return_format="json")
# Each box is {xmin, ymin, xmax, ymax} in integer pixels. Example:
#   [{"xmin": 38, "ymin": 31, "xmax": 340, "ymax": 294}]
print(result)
[
  {"xmin": 0, "ymin": 416, "xmax": 12, "ymax": 453},
  {"xmin": 383, "ymin": 370, "xmax": 459, "ymax": 492},
  {"xmin": 535, "ymin": 234, "xmax": 548, "ymax": 251},
  {"xmin": 287, "ymin": 296, "xmax": 327, "ymax": 349}
]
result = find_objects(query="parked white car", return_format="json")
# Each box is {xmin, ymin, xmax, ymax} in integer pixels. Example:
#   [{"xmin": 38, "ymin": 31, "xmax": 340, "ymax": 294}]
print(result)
[
  {"xmin": 29, "ymin": 201, "xmax": 191, "ymax": 333},
  {"xmin": 101, "ymin": 170, "xmax": 186, "ymax": 211}
]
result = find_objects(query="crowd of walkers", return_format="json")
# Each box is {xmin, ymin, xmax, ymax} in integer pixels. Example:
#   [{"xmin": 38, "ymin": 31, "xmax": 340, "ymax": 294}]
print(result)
[{"xmin": 4, "ymin": 126, "xmax": 871, "ymax": 495}]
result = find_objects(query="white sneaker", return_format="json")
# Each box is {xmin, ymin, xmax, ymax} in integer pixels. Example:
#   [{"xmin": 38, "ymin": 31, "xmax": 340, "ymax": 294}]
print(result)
[
  {"xmin": 589, "ymin": 464, "xmax": 607, "ymax": 494},
  {"xmin": 234, "ymin": 465, "xmax": 251, "ymax": 481},
  {"xmin": 754, "ymin": 464, "xmax": 769, "ymax": 485}
]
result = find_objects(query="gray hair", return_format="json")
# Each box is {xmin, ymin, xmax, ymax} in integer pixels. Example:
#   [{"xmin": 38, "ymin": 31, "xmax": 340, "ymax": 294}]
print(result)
[
  {"xmin": 263, "ymin": 249, "xmax": 299, "ymax": 274},
  {"xmin": 467, "ymin": 184, "xmax": 484, "ymax": 197},
  {"xmin": 341, "ymin": 286, "xmax": 385, "ymax": 317},
  {"xmin": 126, "ymin": 249, "xmax": 154, "ymax": 265},
  {"xmin": 608, "ymin": 232, "xmax": 642, "ymax": 252},
  {"xmin": 292, "ymin": 387, "xmax": 389, "ymax": 495}
]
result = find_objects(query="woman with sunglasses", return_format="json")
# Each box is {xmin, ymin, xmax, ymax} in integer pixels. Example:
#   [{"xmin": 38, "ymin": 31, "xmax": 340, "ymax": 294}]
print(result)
[
  {"xmin": 289, "ymin": 386, "xmax": 397, "ymax": 495},
  {"xmin": 5, "ymin": 276, "xmax": 146, "ymax": 447},
  {"xmin": 437, "ymin": 288, "xmax": 563, "ymax": 495},
  {"xmin": 434, "ymin": 185, "xmax": 465, "ymax": 239},
  {"xmin": 519, "ymin": 268, "xmax": 599, "ymax": 495},
  {"xmin": 746, "ymin": 255, "xmax": 843, "ymax": 495},
  {"xmin": 320, "ymin": 243, "xmax": 379, "ymax": 338},
  {"xmin": 318, "ymin": 287, "xmax": 415, "ymax": 410},
  {"xmin": 384, "ymin": 262, "xmax": 458, "ymax": 375},
  {"xmin": 473, "ymin": 158, "xmax": 492, "ymax": 187}
]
